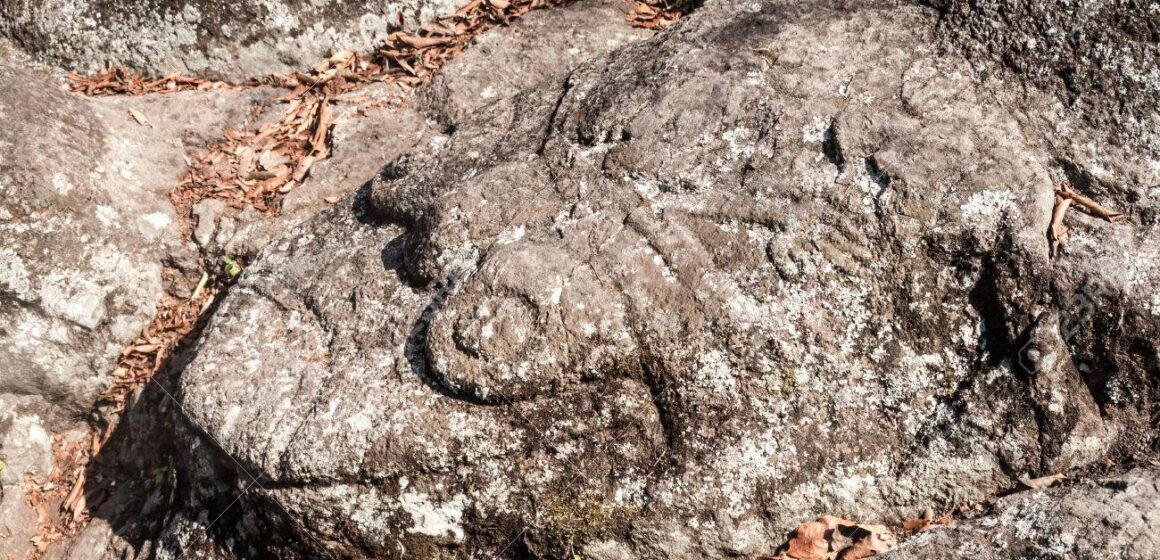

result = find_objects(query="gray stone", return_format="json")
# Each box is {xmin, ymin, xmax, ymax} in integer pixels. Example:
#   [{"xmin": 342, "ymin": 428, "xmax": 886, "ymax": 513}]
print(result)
[
  {"xmin": 0, "ymin": 54, "xmax": 286, "ymax": 560},
  {"xmin": 885, "ymin": 469, "xmax": 1160, "ymax": 559},
  {"xmin": 193, "ymin": 199, "xmax": 228, "ymax": 248},
  {"xmin": 217, "ymin": 0, "xmax": 654, "ymax": 259},
  {"xmin": 928, "ymin": 0, "xmax": 1160, "ymax": 134},
  {"xmin": 0, "ymin": 403, "xmax": 55, "ymax": 559},
  {"xmin": 0, "ymin": 0, "xmax": 462, "ymax": 82},
  {"xmin": 0, "ymin": 59, "xmax": 279, "ymax": 415},
  {"xmin": 3, "ymin": 0, "xmax": 1154, "ymax": 558},
  {"xmin": 417, "ymin": 0, "xmax": 652, "ymax": 126},
  {"xmin": 172, "ymin": 1, "xmax": 1159, "ymax": 558},
  {"xmin": 218, "ymin": 85, "xmax": 439, "ymax": 260},
  {"xmin": 0, "ymin": 61, "xmax": 168, "ymax": 413}
]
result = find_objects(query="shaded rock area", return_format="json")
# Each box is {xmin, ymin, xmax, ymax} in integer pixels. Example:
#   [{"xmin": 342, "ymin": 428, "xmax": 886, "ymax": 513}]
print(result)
[
  {"xmin": 0, "ymin": 0, "xmax": 1157, "ymax": 559},
  {"xmin": 0, "ymin": 0, "xmax": 461, "ymax": 82},
  {"xmin": 928, "ymin": 0, "xmax": 1160, "ymax": 132},
  {"xmin": 885, "ymin": 469, "xmax": 1160, "ymax": 559},
  {"xmin": 172, "ymin": 0, "xmax": 1159, "ymax": 559}
]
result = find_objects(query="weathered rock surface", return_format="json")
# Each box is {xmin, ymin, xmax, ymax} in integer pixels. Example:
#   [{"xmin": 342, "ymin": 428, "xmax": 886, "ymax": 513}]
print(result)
[
  {"xmin": 172, "ymin": 0, "xmax": 1160, "ymax": 558},
  {"xmin": 1, "ymin": 61, "xmax": 171, "ymax": 414},
  {"xmin": 0, "ymin": 0, "xmax": 461, "ymax": 82},
  {"xmin": 0, "ymin": 59, "xmax": 278, "ymax": 416},
  {"xmin": 204, "ymin": 0, "xmax": 653, "ymax": 260},
  {"xmin": 0, "ymin": 51, "xmax": 278, "ymax": 560},
  {"xmin": 0, "ymin": 399, "xmax": 57, "ymax": 559},
  {"xmin": 417, "ymin": 0, "xmax": 651, "ymax": 126},
  {"xmin": 885, "ymin": 469, "xmax": 1160, "ymax": 559},
  {"xmin": 929, "ymin": 0, "xmax": 1160, "ymax": 132},
  {"xmin": 206, "ymin": 83, "xmax": 439, "ymax": 260}
]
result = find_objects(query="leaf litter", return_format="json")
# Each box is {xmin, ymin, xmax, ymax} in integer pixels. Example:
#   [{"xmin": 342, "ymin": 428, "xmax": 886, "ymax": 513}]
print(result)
[
  {"xmin": 758, "ymin": 515, "xmax": 897, "ymax": 560},
  {"xmin": 627, "ymin": 0, "xmax": 695, "ymax": 29}
]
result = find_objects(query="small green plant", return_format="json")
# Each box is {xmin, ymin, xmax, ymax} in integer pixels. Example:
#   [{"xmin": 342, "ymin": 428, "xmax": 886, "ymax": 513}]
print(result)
[
  {"xmin": 151, "ymin": 466, "xmax": 168, "ymax": 484},
  {"xmin": 223, "ymin": 256, "xmax": 242, "ymax": 278}
]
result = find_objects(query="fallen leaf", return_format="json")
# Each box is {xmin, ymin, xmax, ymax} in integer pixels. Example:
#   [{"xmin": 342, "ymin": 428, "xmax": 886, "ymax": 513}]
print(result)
[
  {"xmin": 764, "ymin": 516, "xmax": 896, "ymax": 560},
  {"xmin": 398, "ymin": 34, "xmax": 455, "ymax": 49},
  {"xmin": 292, "ymin": 155, "xmax": 316, "ymax": 182},
  {"xmin": 223, "ymin": 256, "xmax": 242, "ymax": 278},
  {"xmin": 310, "ymin": 98, "xmax": 334, "ymax": 158},
  {"xmin": 785, "ymin": 520, "xmax": 830, "ymax": 560},
  {"xmin": 128, "ymin": 108, "xmax": 152, "ymax": 127},
  {"xmin": 836, "ymin": 524, "xmax": 895, "ymax": 559},
  {"xmin": 1049, "ymin": 193, "xmax": 1072, "ymax": 256},
  {"xmin": 235, "ymin": 145, "xmax": 256, "ymax": 176}
]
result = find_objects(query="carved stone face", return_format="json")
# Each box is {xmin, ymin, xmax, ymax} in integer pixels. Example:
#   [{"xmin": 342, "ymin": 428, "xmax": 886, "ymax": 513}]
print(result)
[{"xmin": 176, "ymin": 2, "xmax": 1159, "ymax": 558}]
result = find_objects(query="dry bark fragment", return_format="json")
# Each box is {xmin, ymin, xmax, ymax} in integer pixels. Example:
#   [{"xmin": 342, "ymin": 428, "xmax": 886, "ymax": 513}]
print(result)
[{"xmin": 1057, "ymin": 182, "xmax": 1125, "ymax": 223}]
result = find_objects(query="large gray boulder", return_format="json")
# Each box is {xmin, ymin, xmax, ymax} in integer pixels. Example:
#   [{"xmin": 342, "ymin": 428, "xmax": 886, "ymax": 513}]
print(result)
[
  {"xmin": 0, "ymin": 0, "xmax": 461, "ymax": 82},
  {"xmin": 27, "ymin": 4, "xmax": 660, "ymax": 559},
  {"xmin": 174, "ymin": 0, "xmax": 1160, "ymax": 558}
]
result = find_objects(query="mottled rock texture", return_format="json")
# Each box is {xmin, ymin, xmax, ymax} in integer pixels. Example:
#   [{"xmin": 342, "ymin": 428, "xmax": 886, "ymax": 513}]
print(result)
[
  {"xmin": 170, "ymin": 0, "xmax": 1160, "ymax": 558},
  {"xmin": 0, "ymin": 400, "xmax": 57, "ymax": 559},
  {"xmin": 928, "ymin": 0, "xmax": 1160, "ymax": 131},
  {"xmin": 0, "ymin": 60, "xmax": 276, "ymax": 416},
  {"xmin": 417, "ymin": 0, "xmax": 651, "ymax": 126},
  {"xmin": 0, "ymin": 61, "xmax": 169, "ymax": 414},
  {"xmin": 193, "ymin": 0, "xmax": 651, "ymax": 260},
  {"xmin": 3, "ymin": 0, "xmax": 1156, "ymax": 558},
  {"xmin": 0, "ymin": 0, "xmax": 461, "ymax": 82},
  {"xmin": 0, "ymin": 53, "xmax": 276, "ymax": 560},
  {"xmin": 885, "ymin": 469, "xmax": 1160, "ymax": 559}
]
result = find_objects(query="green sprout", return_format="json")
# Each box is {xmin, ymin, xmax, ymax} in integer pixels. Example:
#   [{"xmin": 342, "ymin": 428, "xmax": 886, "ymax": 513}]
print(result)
[{"xmin": 223, "ymin": 256, "xmax": 242, "ymax": 278}]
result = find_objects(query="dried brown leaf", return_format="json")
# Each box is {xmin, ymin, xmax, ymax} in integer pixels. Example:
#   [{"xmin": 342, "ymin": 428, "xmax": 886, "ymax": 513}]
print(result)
[
  {"xmin": 785, "ymin": 520, "xmax": 830, "ymax": 560},
  {"xmin": 1057, "ymin": 183, "xmax": 1126, "ymax": 223},
  {"xmin": 310, "ymin": 98, "xmax": 335, "ymax": 158},
  {"xmin": 398, "ymin": 33, "xmax": 455, "ymax": 49},
  {"xmin": 292, "ymin": 154, "xmax": 316, "ymax": 182}
]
